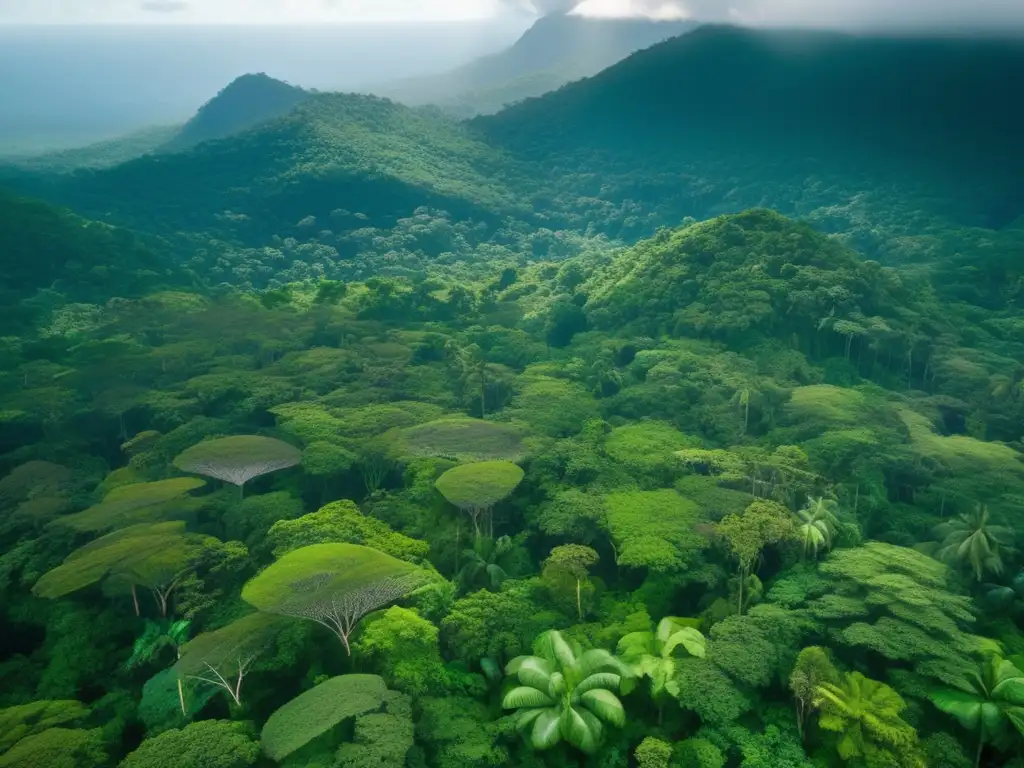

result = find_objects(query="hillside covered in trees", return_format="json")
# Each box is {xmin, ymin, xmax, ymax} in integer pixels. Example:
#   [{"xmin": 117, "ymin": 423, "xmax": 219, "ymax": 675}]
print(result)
[{"xmin": 1, "ymin": 21, "xmax": 1023, "ymax": 768}]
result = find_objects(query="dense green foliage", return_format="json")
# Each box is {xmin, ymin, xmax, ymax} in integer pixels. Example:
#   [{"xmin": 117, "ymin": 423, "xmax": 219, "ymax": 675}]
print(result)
[{"xmin": 1, "ymin": 20, "xmax": 1023, "ymax": 768}]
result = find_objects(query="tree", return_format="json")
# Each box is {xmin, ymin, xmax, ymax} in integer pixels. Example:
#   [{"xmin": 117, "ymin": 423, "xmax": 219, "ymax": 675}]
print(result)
[
  {"xmin": 542, "ymin": 544, "xmax": 599, "ymax": 619},
  {"xmin": 336, "ymin": 691, "xmax": 414, "ymax": 768},
  {"xmin": 502, "ymin": 630, "xmax": 629, "ymax": 755},
  {"xmin": 119, "ymin": 720, "xmax": 260, "ymax": 768},
  {"xmin": 458, "ymin": 535, "xmax": 516, "ymax": 593},
  {"xmin": 635, "ymin": 736, "xmax": 672, "ymax": 768},
  {"xmin": 814, "ymin": 671, "xmax": 924, "ymax": 767},
  {"xmin": 602, "ymin": 489, "xmax": 705, "ymax": 572},
  {"xmin": 126, "ymin": 619, "xmax": 191, "ymax": 670},
  {"xmin": 0, "ymin": 727, "xmax": 106, "ymax": 768},
  {"xmin": 173, "ymin": 613, "xmax": 285, "ymax": 706},
  {"xmin": 789, "ymin": 646, "xmax": 839, "ymax": 740},
  {"xmin": 266, "ymin": 500, "xmax": 429, "ymax": 563},
  {"xmin": 56, "ymin": 477, "xmax": 206, "ymax": 532},
  {"xmin": 717, "ymin": 500, "xmax": 795, "ymax": 614},
  {"xmin": 617, "ymin": 617, "xmax": 706, "ymax": 723},
  {"xmin": 241, "ymin": 543, "xmax": 424, "ymax": 654},
  {"xmin": 33, "ymin": 521, "xmax": 220, "ymax": 617},
  {"xmin": 260, "ymin": 674, "xmax": 388, "ymax": 762},
  {"xmin": 795, "ymin": 496, "xmax": 839, "ymax": 561},
  {"xmin": 397, "ymin": 417, "xmax": 525, "ymax": 462},
  {"xmin": 353, "ymin": 607, "xmax": 449, "ymax": 696},
  {"xmin": 434, "ymin": 461, "xmax": 524, "ymax": 540},
  {"xmin": 933, "ymin": 505, "xmax": 1014, "ymax": 582},
  {"xmin": 0, "ymin": 700, "xmax": 90, "ymax": 752},
  {"xmin": 173, "ymin": 435, "xmax": 301, "ymax": 497},
  {"xmin": 929, "ymin": 654, "xmax": 1024, "ymax": 767},
  {"xmin": 440, "ymin": 581, "xmax": 543, "ymax": 664}
]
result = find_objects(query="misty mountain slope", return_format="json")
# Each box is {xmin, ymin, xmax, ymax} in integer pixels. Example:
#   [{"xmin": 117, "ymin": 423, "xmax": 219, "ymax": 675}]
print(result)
[
  {"xmin": 474, "ymin": 25, "xmax": 1024, "ymax": 236},
  {"xmin": 0, "ymin": 125, "xmax": 180, "ymax": 174},
  {"xmin": 43, "ymin": 93, "xmax": 533, "ymax": 243},
  {"xmin": 380, "ymin": 13, "xmax": 697, "ymax": 115},
  {"xmin": 479, "ymin": 25, "xmax": 1024, "ymax": 170},
  {"xmin": 162, "ymin": 73, "xmax": 312, "ymax": 152}
]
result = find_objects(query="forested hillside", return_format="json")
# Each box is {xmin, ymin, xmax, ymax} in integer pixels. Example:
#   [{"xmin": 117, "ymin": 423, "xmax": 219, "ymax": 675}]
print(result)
[{"xmin": 1, "ymin": 22, "xmax": 1023, "ymax": 768}]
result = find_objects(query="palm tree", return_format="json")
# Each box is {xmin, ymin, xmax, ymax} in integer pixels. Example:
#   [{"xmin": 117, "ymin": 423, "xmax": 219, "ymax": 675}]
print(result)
[
  {"xmin": 934, "ymin": 505, "xmax": 1014, "ymax": 582},
  {"xmin": 796, "ymin": 496, "xmax": 839, "ymax": 560},
  {"xmin": 814, "ymin": 671, "xmax": 923, "ymax": 767},
  {"xmin": 929, "ymin": 655, "xmax": 1024, "ymax": 767},
  {"xmin": 457, "ymin": 535, "xmax": 514, "ymax": 593},
  {"xmin": 617, "ymin": 617, "xmax": 706, "ymax": 724},
  {"xmin": 502, "ymin": 630, "xmax": 630, "ymax": 754}
]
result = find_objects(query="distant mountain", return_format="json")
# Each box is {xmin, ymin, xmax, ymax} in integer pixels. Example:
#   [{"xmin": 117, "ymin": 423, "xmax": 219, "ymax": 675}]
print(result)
[
  {"xmin": 380, "ymin": 13, "xmax": 697, "ymax": 115},
  {"xmin": 0, "ymin": 125, "xmax": 180, "ymax": 174},
  {"xmin": 38, "ymin": 93, "xmax": 530, "ymax": 243},
  {"xmin": 162, "ymin": 73, "xmax": 312, "ymax": 152},
  {"xmin": 477, "ymin": 26, "xmax": 1024, "ymax": 228}
]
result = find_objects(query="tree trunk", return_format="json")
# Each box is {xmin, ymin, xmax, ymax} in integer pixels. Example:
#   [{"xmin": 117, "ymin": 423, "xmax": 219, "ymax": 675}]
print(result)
[
  {"xmin": 975, "ymin": 723, "xmax": 984, "ymax": 768},
  {"xmin": 178, "ymin": 678, "xmax": 186, "ymax": 715},
  {"xmin": 131, "ymin": 584, "xmax": 140, "ymax": 617},
  {"xmin": 743, "ymin": 399, "xmax": 749, "ymax": 434},
  {"xmin": 737, "ymin": 567, "xmax": 745, "ymax": 616}
]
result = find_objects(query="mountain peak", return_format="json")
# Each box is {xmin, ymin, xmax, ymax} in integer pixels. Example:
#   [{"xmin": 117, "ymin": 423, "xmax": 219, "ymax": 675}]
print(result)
[{"xmin": 163, "ymin": 72, "xmax": 311, "ymax": 152}]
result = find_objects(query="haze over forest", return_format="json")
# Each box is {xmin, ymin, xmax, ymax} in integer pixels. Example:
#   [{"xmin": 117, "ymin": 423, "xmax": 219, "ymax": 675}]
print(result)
[{"xmin": 1, "ymin": 2, "xmax": 1024, "ymax": 768}]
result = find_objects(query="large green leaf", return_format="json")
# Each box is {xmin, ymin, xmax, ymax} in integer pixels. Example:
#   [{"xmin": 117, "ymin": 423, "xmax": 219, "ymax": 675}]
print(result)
[
  {"xmin": 579, "ymin": 689, "xmax": 625, "ymax": 727},
  {"xmin": 502, "ymin": 686, "xmax": 555, "ymax": 709},
  {"xmin": 574, "ymin": 673, "xmax": 620, "ymax": 697},
  {"xmin": 928, "ymin": 688, "xmax": 982, "ymax": 730},
  {"xmin": 617, "ymin": 631, "xmax": 656, "ymax": 664},
  {"xmin": 531, "ymin": 708, "xmax": 562, "ymax": 751},
  {"xmin": 662, "ymin": 627, "xmax": 707, "ymax": 659},
  {"xmin": 514, "ymin": 658, "xmax": 553, "ymax": 693},
  {"xmin": 561, "ymin": 706, "xmax": 600, "ymax": 754}
]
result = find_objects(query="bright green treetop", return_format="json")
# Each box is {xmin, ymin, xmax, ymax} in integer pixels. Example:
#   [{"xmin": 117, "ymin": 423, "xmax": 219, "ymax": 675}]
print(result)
[
  {"xmin": 119, "ymin": 720, "xmax": 260, "ymax": 768},
  {"xmin": 0, "ymin": 700, "xmax": 90, "ymax": 753},
  {"xmin": 434, "ymin": 460, "xmax": 524, "ymax": 538},
  {"xmin": 57, "ymin": 477, "xmax": 206, "ymax": 532},
  {"xmin": 260, "ymin": 674, "xmax": 388, "ymax": 762},
  {"xmin": 241, "ymin": 542, "xmax": 423, "ymax": 654},
  {"xmin": 814, "ymin": 671, "xmax": 924, "ymax": 768},
  {"xmin": 618, "ymin": 617, "xmax": 705, "ymax": 722},
  {"xmin": 502, "ymin": 630, "xmax": 630, "ymax": 755}
]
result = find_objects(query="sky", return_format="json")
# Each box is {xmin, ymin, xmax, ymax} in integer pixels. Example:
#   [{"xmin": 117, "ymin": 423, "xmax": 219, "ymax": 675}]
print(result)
[{"xmin": 1, "ymin": 0, "xmax": 1023, "ymax": 28}]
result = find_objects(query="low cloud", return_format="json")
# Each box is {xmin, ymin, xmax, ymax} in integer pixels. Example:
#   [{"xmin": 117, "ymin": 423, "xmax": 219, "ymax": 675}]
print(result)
[
  {"xmin": 514, "ymin": 0, "xmax": 1024, "ymax": 28},
  {"xmin": 140, "ymin": 0, "xmax": 189, "ymax": 11}
]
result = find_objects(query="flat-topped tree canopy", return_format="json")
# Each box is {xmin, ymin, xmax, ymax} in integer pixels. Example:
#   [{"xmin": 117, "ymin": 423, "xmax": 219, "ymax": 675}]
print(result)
[
  {"xmin": 434, "ymin": 461, "xmax": 524, "ymax": 513},
  {"xmin": 434, "ymin": 460, "xmax": 525, "ymax": 539},
  {"xmin": 34, "ymin": 520, "xmax": 220, "ymax": 616},
  {"xmin": 260, "ymin": 674, "xmax": 388, "ymax": 762},
  {"xmin": 241, "ymin": 543, "xmax": 425, "ymax": 654},
  {"xmin": 173, "ymin": 435, "xmax": 302, "ymax": 493},
  {"xmin": 55, "ymin": 477, "xmax": 206, "ymax": 532},
  {"xmin": 395, "ymin": 417, "xmax": 526, "ymax": 462},
  {"xmin": 33, "ymin": 521, "xmax": 188, "ymax": 599},
  {"xmin": 174, "ymin": 612, "xmax": 287, "ymax": 706}
]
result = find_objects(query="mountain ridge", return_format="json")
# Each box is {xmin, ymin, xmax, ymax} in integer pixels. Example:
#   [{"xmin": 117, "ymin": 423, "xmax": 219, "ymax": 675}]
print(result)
[{"xmin": 379, "ymin": 13, "xmax": 697, "ymax": 115}]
